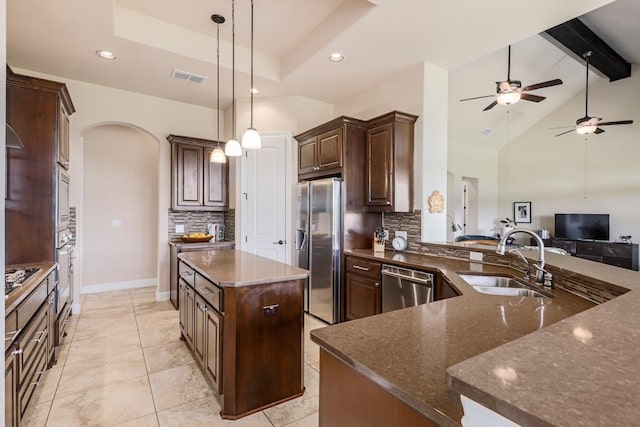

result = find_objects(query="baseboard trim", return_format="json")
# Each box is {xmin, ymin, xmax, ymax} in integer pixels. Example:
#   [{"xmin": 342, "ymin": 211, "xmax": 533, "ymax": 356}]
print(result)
[
  {"xmin": 156, "ymin": 290, "xmax": 170, "ymax": 302},
  {"xmin": 81, "ymin": 278, "xmax": 157, "ymax": 295}
]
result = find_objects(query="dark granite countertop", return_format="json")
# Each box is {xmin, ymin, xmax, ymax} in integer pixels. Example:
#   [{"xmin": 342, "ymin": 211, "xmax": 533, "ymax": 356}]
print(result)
[
  {"xmin": 168, "ymin": 240, "xmax": 235, "ymax": 249},
  {"xmin": 310, "ymin": 249, "xmax": 602, "ymax": 426},
  {"xmin": 5, "ymin": 262, "xmax": 57, "ymax": 313},
  {"xmin": 178, "ymin": 250, "xmax": 308, "ymax": 288}
]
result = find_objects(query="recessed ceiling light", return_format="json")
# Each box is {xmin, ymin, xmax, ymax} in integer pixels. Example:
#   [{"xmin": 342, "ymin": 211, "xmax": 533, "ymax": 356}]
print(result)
[
  {"xmin": 249, "ymin": 87, "xmax": 260, "ymax": 94},
  {"xmin": 96, "ymin": 50, "xmax": 117, "ymax": 60},
  {"xmin": 328, "ymin": 52, "xmax": 344, "ymax": 62}
]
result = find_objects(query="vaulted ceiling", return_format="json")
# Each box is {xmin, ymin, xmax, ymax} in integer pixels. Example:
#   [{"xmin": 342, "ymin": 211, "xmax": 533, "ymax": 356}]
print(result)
[{"xmin": 8, "ymin": 0, "xmax": 638, "ymax": 147}]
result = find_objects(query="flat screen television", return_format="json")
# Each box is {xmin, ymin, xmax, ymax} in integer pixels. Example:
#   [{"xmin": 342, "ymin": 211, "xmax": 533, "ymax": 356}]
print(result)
[{"xmin": 554, "ymin": 214, "xmax": 610, "ymax": 241}]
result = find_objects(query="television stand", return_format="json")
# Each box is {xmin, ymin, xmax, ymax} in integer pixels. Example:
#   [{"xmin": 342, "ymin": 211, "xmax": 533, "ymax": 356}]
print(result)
[{"xmin": 532, "ymin": 238, "xmax": 638, "ymax": 271}]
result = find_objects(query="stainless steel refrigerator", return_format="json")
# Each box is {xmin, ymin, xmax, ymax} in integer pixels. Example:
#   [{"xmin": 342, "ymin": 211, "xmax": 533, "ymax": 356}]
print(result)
[{"xmin": 295, "ymin": 178, "xmax": 342, "ymax": 324}]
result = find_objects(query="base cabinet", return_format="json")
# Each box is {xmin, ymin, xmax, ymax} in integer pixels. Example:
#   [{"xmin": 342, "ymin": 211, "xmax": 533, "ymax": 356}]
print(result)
[
  {"xmin": 178, "ymin": 258, "xmax": 304, "ymax": 419},
  {"xmin": 5, "ymin": 347, "xmax": 18, "ymax": 427},
  {"xmin": 344, "ymin": 256, "xmax": 382, "ymax": 321}
]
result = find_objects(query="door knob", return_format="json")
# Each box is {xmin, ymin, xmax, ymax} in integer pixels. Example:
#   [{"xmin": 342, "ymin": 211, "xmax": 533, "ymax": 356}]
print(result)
[{"xmin": 273, "ymin": 240, "xmax": 284, "ymax": 245}]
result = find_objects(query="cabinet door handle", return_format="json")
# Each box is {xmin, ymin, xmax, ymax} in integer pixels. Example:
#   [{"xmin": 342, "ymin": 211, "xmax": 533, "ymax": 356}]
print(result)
[
  {"xmin": 353, "ymin": 265, "xmax": 370, "ymax": 271},
  {"xmin": 31, "ymin": 330, "xmax": 46, "ymax": 344},
  {"xmin": 374, "ymin": 282, "xmax": 380, "ymax": 287},
  {"xmin": 5, "ymin": 330, "xmax": 20, "ymax": 341}
]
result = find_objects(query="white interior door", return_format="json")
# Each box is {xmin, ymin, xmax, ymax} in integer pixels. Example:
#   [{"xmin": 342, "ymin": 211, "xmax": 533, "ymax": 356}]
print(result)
[{"xmin": 241, "ymin": 132, "xmax": 290, "ymax": 263}]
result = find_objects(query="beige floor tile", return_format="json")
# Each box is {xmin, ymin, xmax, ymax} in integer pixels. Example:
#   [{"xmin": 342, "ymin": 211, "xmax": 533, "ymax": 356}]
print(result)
[
  {"xmin": 72, "ymin": 315, "xmax": 138, "ymax": 342},
  {"xmin": 29, "ymin": 365, "xmax": 63, "ymax": 404},
  {"xmin": 66, "ymin": 329, "xmax": 142, "ymax": 366},
  {"xmin": 47, "ymin": 376, "xmax": 155, "ymax": 427},
  {"xmin": 115, "ymin": 413, "xmax": 159, "ymax": 427},
  {"xmin": 139, "ymin": 322, "xmax": 182, "ymax": 349},
  {"xmin": 304, "ymin": 315, "xmax": 327, "ymax": 332},
  {"xmin": 81, "ymin": 295, "xmax": 132, "ymax": 311},
  {"xmin": 77, "ymin": 303, "xmax": 134, "ymax": 321},
  {"xmin": 308, "ymin": 361, "xmax": 320, "ymax": 373},
  {"xmin": 303, "ymin": 364, "xmax": 320, "ymax": 395},
  {"xmin": 303, "ymin": 334, "xmax": 320, "ymax": 365},
  {"xmin": 19, "ymin": 399, "xmax": 52, "ymax": 427},
  {"xmin": 136, "ymin": 309, "xmax": 179, "ymax": 331},
  {"xmin": 84, "ymin": 289, "xmax": 132, "ymax": 300},
  {"xmin": 263, "ymin": 390, "xmax": 320, "ymax": 427},
  {"xmin": 56, "ymin": 349, "xmax": 147, "ymax": 397},
  {"xmin": 157, "ymin": 397, "xmax": 273, "ymax": 427},
  {"xmin": 148, "ymin": 362, "xmax": 213, "ymax": 411},
  {"xmin": 130, "ymin": 286, "xmax": 157, "ymax": 296},
  {"xmin": 282, "ymin": 411, "xmax": 318, "ymax": 427},
  {"xmin": 134, "ymin": 300, "xmax": 175, "ymax": 316},
  {"xmin": 143, "ymin": 340, "xmax": 194, "ymax": 373},
  {"xmin": 132, "ymin": 292, "xmax": 159, "ymax": 305}
]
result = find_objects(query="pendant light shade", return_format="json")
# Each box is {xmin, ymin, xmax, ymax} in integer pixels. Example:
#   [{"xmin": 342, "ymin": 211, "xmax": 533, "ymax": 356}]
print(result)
[
  {"xmin": 241, "ymin": 0, "xmax": 261, "ymax": 149},
  {"xmin": 225, "ymin": 0, "xmax": 242, "ymax": 157},
  {"xmin": 241, "ymin": 128, "xmax": 261, "ymax": 149},
  {"xmin": 211, "ymin": 14, "xmax": 226, "ymax": 163},
  {"xmin": 225, "ymin": 138, "xmax": 242, "ymax": 156}
]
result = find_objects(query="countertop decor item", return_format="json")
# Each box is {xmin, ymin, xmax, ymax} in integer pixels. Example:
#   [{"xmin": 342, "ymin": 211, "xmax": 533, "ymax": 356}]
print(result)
[
  {"xmin": 374, "ymin": 227, "xmax": 386, "ymax": 253},
  {"xmin": 392, "ymin": 236, "xmax": 407, "ymax": 251},
  {"xmin": 181, "ymin": 234, "xmax": 213, "ymax": 243}
]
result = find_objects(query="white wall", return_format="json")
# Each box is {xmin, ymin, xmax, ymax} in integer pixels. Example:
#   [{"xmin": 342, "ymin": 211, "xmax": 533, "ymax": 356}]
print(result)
[
  {"xmin": 82, "ymin": 125, "xmax": 158, "ymax": 288},
  {"xmin": 13, "ymin": 68, "xmax": 220, "ymax": 307},
  {"xmin": 498, "ymin": 65, "xmax": 640, "ymax": 244},
  {"xmin": 1, "ymin": 0, "xmax": 7, "ymax": 412},
  {"xmin": 447, "ymin": 143, "xmax": 500, "ymax": 238}
]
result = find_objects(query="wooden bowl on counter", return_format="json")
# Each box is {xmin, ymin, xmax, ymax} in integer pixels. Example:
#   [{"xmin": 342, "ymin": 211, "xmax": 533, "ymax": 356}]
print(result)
[{"xmin": 180, "ymin": 235, "xmax": 213, "ymax": 243}]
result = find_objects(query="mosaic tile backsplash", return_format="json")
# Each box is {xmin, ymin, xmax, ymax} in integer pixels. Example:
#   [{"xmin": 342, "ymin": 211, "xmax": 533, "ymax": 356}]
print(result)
[{"xmin": 168, "ymin": 210, "xmax": 232, "ymax": 241}]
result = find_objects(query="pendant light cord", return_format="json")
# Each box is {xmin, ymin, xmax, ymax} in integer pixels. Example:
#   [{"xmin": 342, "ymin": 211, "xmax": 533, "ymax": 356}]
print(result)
[
  {"xmin": 216, "ymin": 22, "xmax": 221, "ymax": 147},
  {"xmin": 250, "ymin": 0, "xmax": 254, "ymax": 128},
  {"xmin": 232, "ymin": 0, "xmax": 236, "ymax": 138}
]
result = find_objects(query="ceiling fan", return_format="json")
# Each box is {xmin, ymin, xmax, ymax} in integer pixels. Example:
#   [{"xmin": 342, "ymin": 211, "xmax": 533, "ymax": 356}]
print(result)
[
  {"xmin": 553, "ymin": 51, "xmax": 633, "ymax": 137},
  {"xmin": 460, "ymin": 45, "xmax": 563, "ymax": 111}
]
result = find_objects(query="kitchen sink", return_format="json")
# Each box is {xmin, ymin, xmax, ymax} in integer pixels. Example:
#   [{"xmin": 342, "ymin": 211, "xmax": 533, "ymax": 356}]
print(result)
[{"xmin": 457, "ymin": 273, "xmax": 552, "ymax": 298}]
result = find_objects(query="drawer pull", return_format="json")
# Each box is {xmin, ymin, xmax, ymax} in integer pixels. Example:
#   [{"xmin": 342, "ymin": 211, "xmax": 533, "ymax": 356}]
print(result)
[
  {"xmin": 5, "ymin": 330, "xmax": 20, "ymax": 341},
  {"xmin": 31, "ymin": 330, "xmax": 46, "ymax": 344},
  {"xmin": 12, "ymin": 349, "xmax": 23, "ymax": 355},
  {"xmin": 31, "ymin": 371, "xmax": 45, "ymax": 386},
  {"xmin": 353, "ymin": 265, "xmax": 370, "ymax": 271},
  {"xmin": 197, "ymin": 287, "xmax": 210, "ymax": 295},
  {"xmin": 375, "ymin": 282, "xmax": 380, "ymax": 287}
]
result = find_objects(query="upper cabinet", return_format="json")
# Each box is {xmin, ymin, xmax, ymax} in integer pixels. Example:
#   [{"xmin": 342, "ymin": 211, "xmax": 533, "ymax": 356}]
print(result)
[
  {"xmin": 365, "ymin": 111, "xmax": 418, "ymax": 212},
  {"xmin": 6, "ymin": 67, "xmax": 75, "ymax": 264},
  {"xmin": 168, "ymin": 135, "xmax": 228, "ymax": 211},
  {"xmin": 297, "ymin": 127, "xmax": 344, "ymax": 178}
]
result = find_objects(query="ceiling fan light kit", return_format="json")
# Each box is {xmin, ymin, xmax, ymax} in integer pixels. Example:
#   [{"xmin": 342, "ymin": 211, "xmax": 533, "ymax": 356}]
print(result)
[
  {"xmin": 553, "ymin": 50, "xmax": 633, "ymax": 137},
  {"xmin": 460, "ymin": 45, "xmax": 563, "ymax": 111}
]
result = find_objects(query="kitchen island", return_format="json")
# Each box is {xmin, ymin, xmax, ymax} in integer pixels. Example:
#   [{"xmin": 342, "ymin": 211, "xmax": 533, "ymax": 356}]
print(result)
[
  {"xmin": 311, "ymin": 247, "xmax": 639, "ymax": 426},
  {"xmin": 177, "ymin": 250, "xmax": 309, "ymax": 419}
]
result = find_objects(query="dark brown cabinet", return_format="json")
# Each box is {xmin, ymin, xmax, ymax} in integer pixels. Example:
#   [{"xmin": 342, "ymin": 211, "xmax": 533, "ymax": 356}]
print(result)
[
  {"xmin": 46, "ymin": 291, "xmax": 57, "ymax": 366},
  {"xmin": 193, "ymin": 293, "xmax": 222, "ymax": 393},
  {"xmin": 297, "ymin": 128, "xmax": 343, "ymax": 176},
  {"xmin": 345, "ymin": 256, "xmax": 382, "ymax": 320},
  {"xmin": 6, "ymin": 68, "xmax": 75, "ymax": 265},
  {"xmin": 169, "ymin": 242, "xmax": 234, "ymax": 309},
  {"xmin": 365, "ymin": 111, "xmax": 418, "ymax": 212},
  {"xmin": 538, "ymin": 238, "xmax": 638, "ymax": 271},
  {"xmin": 168, "ymin": 135, "xmax": 229, "ymax": 211},
  {"xmin": 5, "ymin": 347, "xmax": 18, "ymax": 427},
  {"xmin": 179, "ymin": 281, "xmax": 195, "ymax": 347}
]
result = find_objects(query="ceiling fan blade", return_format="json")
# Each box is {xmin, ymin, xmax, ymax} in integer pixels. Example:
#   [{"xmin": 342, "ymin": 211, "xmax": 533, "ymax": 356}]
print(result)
[
  {"xmin": 554, "ymin": 129, "xmax": 576, "ymax": 137},
  {"xmin": 597, "ymin": 120, "xmax": 634, "ymax": 126},
  {"xmin": 594, "ymin": 128, "xmax": 605, "ymax": 134},
  {"xmin": 460, "ymin": 95, "xmax": 495, "ymax": 102},
  {"xmin": 520, "ymin": 93, "xmax": 545, "ymax": 103},
  {"xmin": 549, "ymin": 125, "xmax": 575, "ymax": 129},
  {"xmin": 483, "ymin": 101, "xmax": 498, "ymax": 111},
  {"xmin": 521, "ymin": 79, "xmax": 563, "ymax": 92}
]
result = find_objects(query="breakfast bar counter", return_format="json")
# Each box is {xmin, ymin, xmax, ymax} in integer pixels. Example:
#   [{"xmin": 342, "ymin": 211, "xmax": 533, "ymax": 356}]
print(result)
[{"xmin": 311, "ymin": 247, "xmax": 638, "ymax": 426}]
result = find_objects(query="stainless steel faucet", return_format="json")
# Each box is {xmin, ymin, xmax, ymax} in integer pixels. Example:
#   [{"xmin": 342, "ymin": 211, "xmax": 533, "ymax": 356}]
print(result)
[{"xmin": 497, "ymin": 228, "xmax": 549, "ymax": 286}]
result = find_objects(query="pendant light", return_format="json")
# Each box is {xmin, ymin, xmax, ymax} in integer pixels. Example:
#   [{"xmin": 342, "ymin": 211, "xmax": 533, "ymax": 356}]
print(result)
[
  {"xmin": 224, "ymin": 0, "xmax": 242, "ymax": 157},
  {"xmin": 210, "ymin": 14, "xmax": 227, "ymax": 163},
  {"xmin": 241, "ymin": 0, "xmax": 261, "ymax": 149}
]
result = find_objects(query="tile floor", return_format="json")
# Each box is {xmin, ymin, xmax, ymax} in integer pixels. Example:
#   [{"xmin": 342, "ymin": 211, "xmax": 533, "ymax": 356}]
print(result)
[{"xmin": 20, "ymin": 287, "xmax": 328, "ymax": 427}]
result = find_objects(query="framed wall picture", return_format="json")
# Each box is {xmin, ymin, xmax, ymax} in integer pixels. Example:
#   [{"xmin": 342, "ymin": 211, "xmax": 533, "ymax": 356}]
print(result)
[{"xmin": 514, "ymin": 202, "xmax": 532, "ymax": 224}]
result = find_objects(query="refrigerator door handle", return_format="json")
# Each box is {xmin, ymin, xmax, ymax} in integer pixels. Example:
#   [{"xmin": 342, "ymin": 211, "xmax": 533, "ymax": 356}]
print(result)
[{"xmin": 296, "ymin": 229, "xmax": 307, "ymax": 251}]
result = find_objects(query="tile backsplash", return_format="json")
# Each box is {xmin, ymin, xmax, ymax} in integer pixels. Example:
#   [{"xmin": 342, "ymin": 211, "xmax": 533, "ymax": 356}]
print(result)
[
  {"xmin": 168, "ymin": 210, "xmax": 230, "ymax": 241},
  {"xmin": 383, "ymin": 210, "xmax": 422, "ymax": 252}
]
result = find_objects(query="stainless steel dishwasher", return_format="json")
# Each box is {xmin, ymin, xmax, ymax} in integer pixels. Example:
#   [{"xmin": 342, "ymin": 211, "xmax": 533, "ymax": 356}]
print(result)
[{"xmin": 381, "ymin": 265, "xmax": 434, "ymax": 313}]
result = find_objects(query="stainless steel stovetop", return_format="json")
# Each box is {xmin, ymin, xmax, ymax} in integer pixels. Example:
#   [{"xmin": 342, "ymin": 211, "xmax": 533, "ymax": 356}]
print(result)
[{"xmin": 5, "ymin": 267, "xmax": 41, "ymax": 299}]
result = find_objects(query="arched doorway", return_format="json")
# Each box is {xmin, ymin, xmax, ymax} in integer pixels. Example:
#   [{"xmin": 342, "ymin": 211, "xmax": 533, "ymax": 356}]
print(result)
[{"xmin": 81, "ymin": 123, "xmax": 159, "ymax": 292}]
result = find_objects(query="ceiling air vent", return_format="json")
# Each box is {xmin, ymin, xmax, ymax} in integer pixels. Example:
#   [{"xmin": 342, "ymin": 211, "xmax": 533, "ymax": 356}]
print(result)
[
  {"xmin": 170, "ymin": 69, "xmax": 208, "ymax": 84},
  {"xmin": 480, "ymin": 128, "xmax": 494, "ymax": 136}
]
